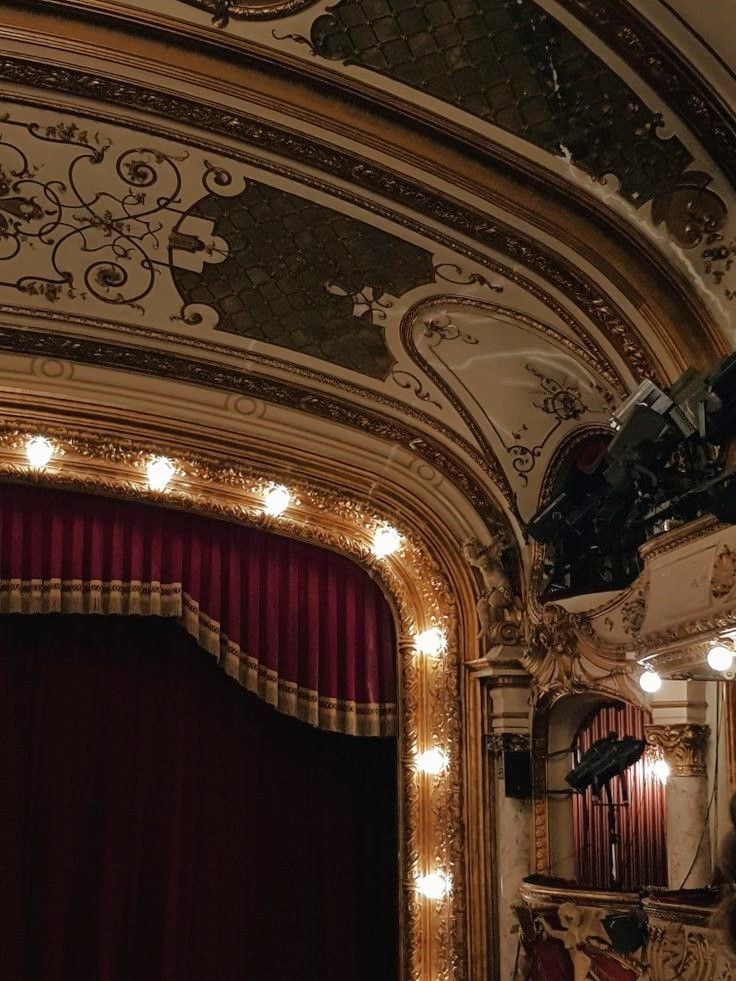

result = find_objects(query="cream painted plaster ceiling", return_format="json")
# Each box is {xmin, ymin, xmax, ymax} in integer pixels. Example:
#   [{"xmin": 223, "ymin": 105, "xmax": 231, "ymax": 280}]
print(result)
[{"xmin": 0, "ymin": 0, "xmax": 733, "ymax": 558}]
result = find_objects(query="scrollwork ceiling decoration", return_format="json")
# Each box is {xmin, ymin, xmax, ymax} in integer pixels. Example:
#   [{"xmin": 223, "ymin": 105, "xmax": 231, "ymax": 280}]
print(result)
[
  {"xmin": 0, "ymin": 113, "xmax": 243, "ymax": 324},
  {"xmin": 306, "ymin": 0, "xmax": 691, "ymax": 204},
  {"xmin": 171, "ymin": 176, "xmax": 437, "ymax": 378},
  {"xmin": 556, "ymin": 0, "xmax": 736, "ymax": 188},
  {"xmin": 0, "ymin": 57, "xmax": 668, "ymax": 386},
  {"xmin": 0, "ymin": 96, "xmax": 650, "ymax": 523},
  {"xmin": 168, "ymin": 0, "xmax": 736, "ymax": 303},
  {"xmin": 401, "ymin": 298, "xmax": 619, "ymax": 516},
  {"xmin": 169, "ymin": 0, "xmax": 736, "ymax": 213}
]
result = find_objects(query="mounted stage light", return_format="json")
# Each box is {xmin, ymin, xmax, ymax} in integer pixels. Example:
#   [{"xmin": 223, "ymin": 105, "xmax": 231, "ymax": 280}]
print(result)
[
  {"xmin": 707, "ymin": 644, "xmax": 733, "ymax": 672},
  {"xmin": 416, "ymin": 871, "xmax": 450, "ymax": 900},
  {"xmin": 372, "ymin": 525, "xmax": 401, "ymax": 559},
  {"xmin": 639, "ymin": 669, "xmax": 662, "ymax": 693},
  {"xmin": 263, "ymin": 484, "xmax": 291, "ymax": 517},
  {"xmin": 25, "ymin": 436, "xmax": 54, "ymax": 469},
  {"xmin": 566, "ymin": 731, "xmax": 646, "ymax": 890},
  {"xmin": 565, "ymin": 731, "xmax": 646, "ymax": 797}
]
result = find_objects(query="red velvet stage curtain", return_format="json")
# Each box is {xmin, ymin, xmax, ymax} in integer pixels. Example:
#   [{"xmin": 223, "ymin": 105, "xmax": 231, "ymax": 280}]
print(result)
[
  {"xmin": 0, "ymin": 614, "xmax": 398, "ymax": 981},
  {"xmin": 572, "ymin": 702, "xmax": 667, "ymax": 890},
  {"xmin": 0, "ymin": 483, "xmax": 396, "ymax": 735}
]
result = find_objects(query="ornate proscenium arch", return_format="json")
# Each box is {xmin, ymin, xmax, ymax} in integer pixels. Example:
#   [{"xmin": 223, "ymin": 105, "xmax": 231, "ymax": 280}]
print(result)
[{"xmin": 0, "ymin": 411, "xmax": 492, "ymax": 980}]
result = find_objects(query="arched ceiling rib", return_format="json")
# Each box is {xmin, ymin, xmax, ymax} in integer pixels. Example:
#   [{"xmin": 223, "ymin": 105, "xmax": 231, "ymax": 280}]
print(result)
[{"xmin": 0, "ymin": 0, "xmax": 732, "ymax": 554}]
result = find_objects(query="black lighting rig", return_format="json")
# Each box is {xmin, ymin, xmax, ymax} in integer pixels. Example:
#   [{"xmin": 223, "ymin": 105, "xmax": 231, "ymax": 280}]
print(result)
[
  {"xmin": 527, "ymin": 352, "xmax": 736, "ymax": 599},
  {"xmin": 566, "ymin": 732, "xmax": 646, "ymax": 890}
]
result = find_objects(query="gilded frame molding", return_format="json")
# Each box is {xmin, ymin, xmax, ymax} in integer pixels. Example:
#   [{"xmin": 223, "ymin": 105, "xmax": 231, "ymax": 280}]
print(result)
[
  {"xmin": 0, "ymin": 414, "xmax": 481, "ymax": 980},
  {"xmin": 174, "ymin": 0, "xmax": 318, "ymax": 24}
]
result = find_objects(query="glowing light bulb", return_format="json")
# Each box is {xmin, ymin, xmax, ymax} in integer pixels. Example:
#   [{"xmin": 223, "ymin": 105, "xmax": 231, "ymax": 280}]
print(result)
[
  {"xmin": 415, "ymin": 628, "xmax": 446, "ymax": 657},
  {"xmin": 417, "ymin": 871, "xmax": 450, "ymax": 900},
  {"xmin": 25, "ymin": 436, "xmax": 53, "ymax": 469},
  {"xmin": 264, "ymin": 485, "xmax": 291, "ymax": 517},
  {"xmin": 372, "ymin": 525, "xmax": 401, "ymax": 559},
  {"xmin": 653, "ymin": 759, "xmax": 670, "ymax": 784},
  {"xmin": 146, "ymin": 456, "xmax": 175, "ymax": 492},
  {"xmin": 707, "ymin": 644, "xmax": 733, "ymax": 672},
  {"xmin": 639, "ymin": 669, "xmax": 662, "ymax": 693},
  {"xmin": 415, "ymin": 748, "xmax": 448, "ymax": 775}
]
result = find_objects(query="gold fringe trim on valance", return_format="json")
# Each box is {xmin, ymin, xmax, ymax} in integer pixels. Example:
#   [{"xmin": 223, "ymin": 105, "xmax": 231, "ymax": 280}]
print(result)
[
  {"xmin": 0, "ymin": 579, "xmax": 396, "ymax": 737},
  {"xmin": 0, "ymin": 578, "xmax": 182, "ymax": 616},
  {"xmin": 180, "ymin": 593, "xmax": 395, "ymax": 737}
]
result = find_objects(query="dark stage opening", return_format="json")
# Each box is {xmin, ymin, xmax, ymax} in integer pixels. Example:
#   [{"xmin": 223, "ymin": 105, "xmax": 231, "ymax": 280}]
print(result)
[{"xmin": 0, "ymin": 614, "xmax": 398, "ymax": 981}]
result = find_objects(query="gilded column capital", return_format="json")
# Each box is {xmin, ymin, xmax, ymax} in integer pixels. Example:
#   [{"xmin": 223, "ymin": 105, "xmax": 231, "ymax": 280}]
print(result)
[
  {"xmin": 487, "ymin": 732, "xmax": 531, "ymax": 758},
  {"xmin": 645, "ymin": 723, "xmax": 710, "ymax": 776}
]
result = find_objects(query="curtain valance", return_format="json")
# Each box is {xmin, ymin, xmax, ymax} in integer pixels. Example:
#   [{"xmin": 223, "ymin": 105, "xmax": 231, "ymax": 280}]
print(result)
[{"xmin": 0, "ymin": 483, "xmax": 396, "ymax": 735}]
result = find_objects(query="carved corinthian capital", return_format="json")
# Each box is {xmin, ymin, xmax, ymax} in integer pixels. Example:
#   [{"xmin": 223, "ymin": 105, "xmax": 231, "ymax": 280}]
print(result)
[{"xmin": 645, "ymin": 723, "xmax": 710, "ymax": 776}]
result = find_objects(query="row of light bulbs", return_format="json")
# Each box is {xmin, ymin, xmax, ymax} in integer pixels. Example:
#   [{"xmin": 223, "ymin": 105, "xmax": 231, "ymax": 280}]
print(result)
[
  {"xmin": 24, "ymin": 436, "xmax": 453, "ymax": 898},
  {"xmin": 639, "ymin": 641, "xmax": 735, "ymax": 693},
  {"xmin": 25, "ymin": 438, "xmax": 445, "ymax": 644},
  {"xmin": 26, "ymin": 438, "xmax": 407, "ymax": 552}
]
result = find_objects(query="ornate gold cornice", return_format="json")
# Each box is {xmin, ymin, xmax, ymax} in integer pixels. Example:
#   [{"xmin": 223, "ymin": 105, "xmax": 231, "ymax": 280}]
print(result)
[
  {"xmin": 645, "ymin": 723, "xmax": 710, "ymax": 776},
  {"xmin": 520, "ymin": 877, "xmax": 640, "ymax": 911},
  {"xmin": 643, "ymin": 610, "xmax": 736, "ymax": 658},
  {"xmin": 175, "ymin": 0, "xmax": 317, "ymax": 24},
  {"xmin": 639, "ymin": 514, "xmax": 724, "ymax": 562},
  {"xmin": 0, "ymin": 325, "xmax": 511, "ymax": 519},
  {"xmin": 0, "ymin": 299, "xmax": 500, "ymax": 490}
]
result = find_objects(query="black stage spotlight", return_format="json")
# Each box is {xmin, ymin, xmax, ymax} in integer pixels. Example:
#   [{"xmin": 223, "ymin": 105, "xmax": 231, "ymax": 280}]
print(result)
[
  {"xmin": 565, "ymin": 731, "xmax": 645, "ymax": 797},
  {"xmin": 565, "ymin": 731, "xmax": 646, "ymax": 889},
  {"xmin": 527, "ymin": 355, "xmax": 736, "ymax": 601}
]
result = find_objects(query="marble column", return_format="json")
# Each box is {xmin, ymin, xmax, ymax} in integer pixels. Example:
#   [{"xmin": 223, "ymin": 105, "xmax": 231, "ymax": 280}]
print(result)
[
  {"xmin": 487, "ymin": 673, "xmax": 532, "ymax": 980},
  {"xmin": 646, "ymin": 721, "xmax": 711, "ymax": 888}
]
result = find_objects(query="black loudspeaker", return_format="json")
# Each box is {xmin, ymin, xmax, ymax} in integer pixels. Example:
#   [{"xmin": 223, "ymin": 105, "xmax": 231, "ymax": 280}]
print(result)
[
  {"xmin": 602, "ymin": 913, "xmax": 647, "ymax": 954},
  {"xmin": 504, "ymin": 750, "xmax": 532, "ymax": 799}
]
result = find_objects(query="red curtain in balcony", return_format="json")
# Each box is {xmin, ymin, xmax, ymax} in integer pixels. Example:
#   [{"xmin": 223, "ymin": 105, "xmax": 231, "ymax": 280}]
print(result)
[
  {"xmin": 0, "ymin": 614, "xmax": 398, "ymax": 981},
  {"xmin": 572, "ymin": 701, "xmax": 667, "ymax": 889},
  {"xmin": 0, "ymin": 483, "xmax": 396, "ymax": 735}
]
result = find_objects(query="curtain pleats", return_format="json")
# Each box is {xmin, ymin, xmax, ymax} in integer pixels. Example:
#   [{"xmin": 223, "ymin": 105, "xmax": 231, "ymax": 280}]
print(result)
[
  {"xmin": 0, "ymin": 483, "xmax": 396, "ymax": 735},
  {"xmin": 572, "ymin": 702, "xmax": 668, "ymax": 889}
]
